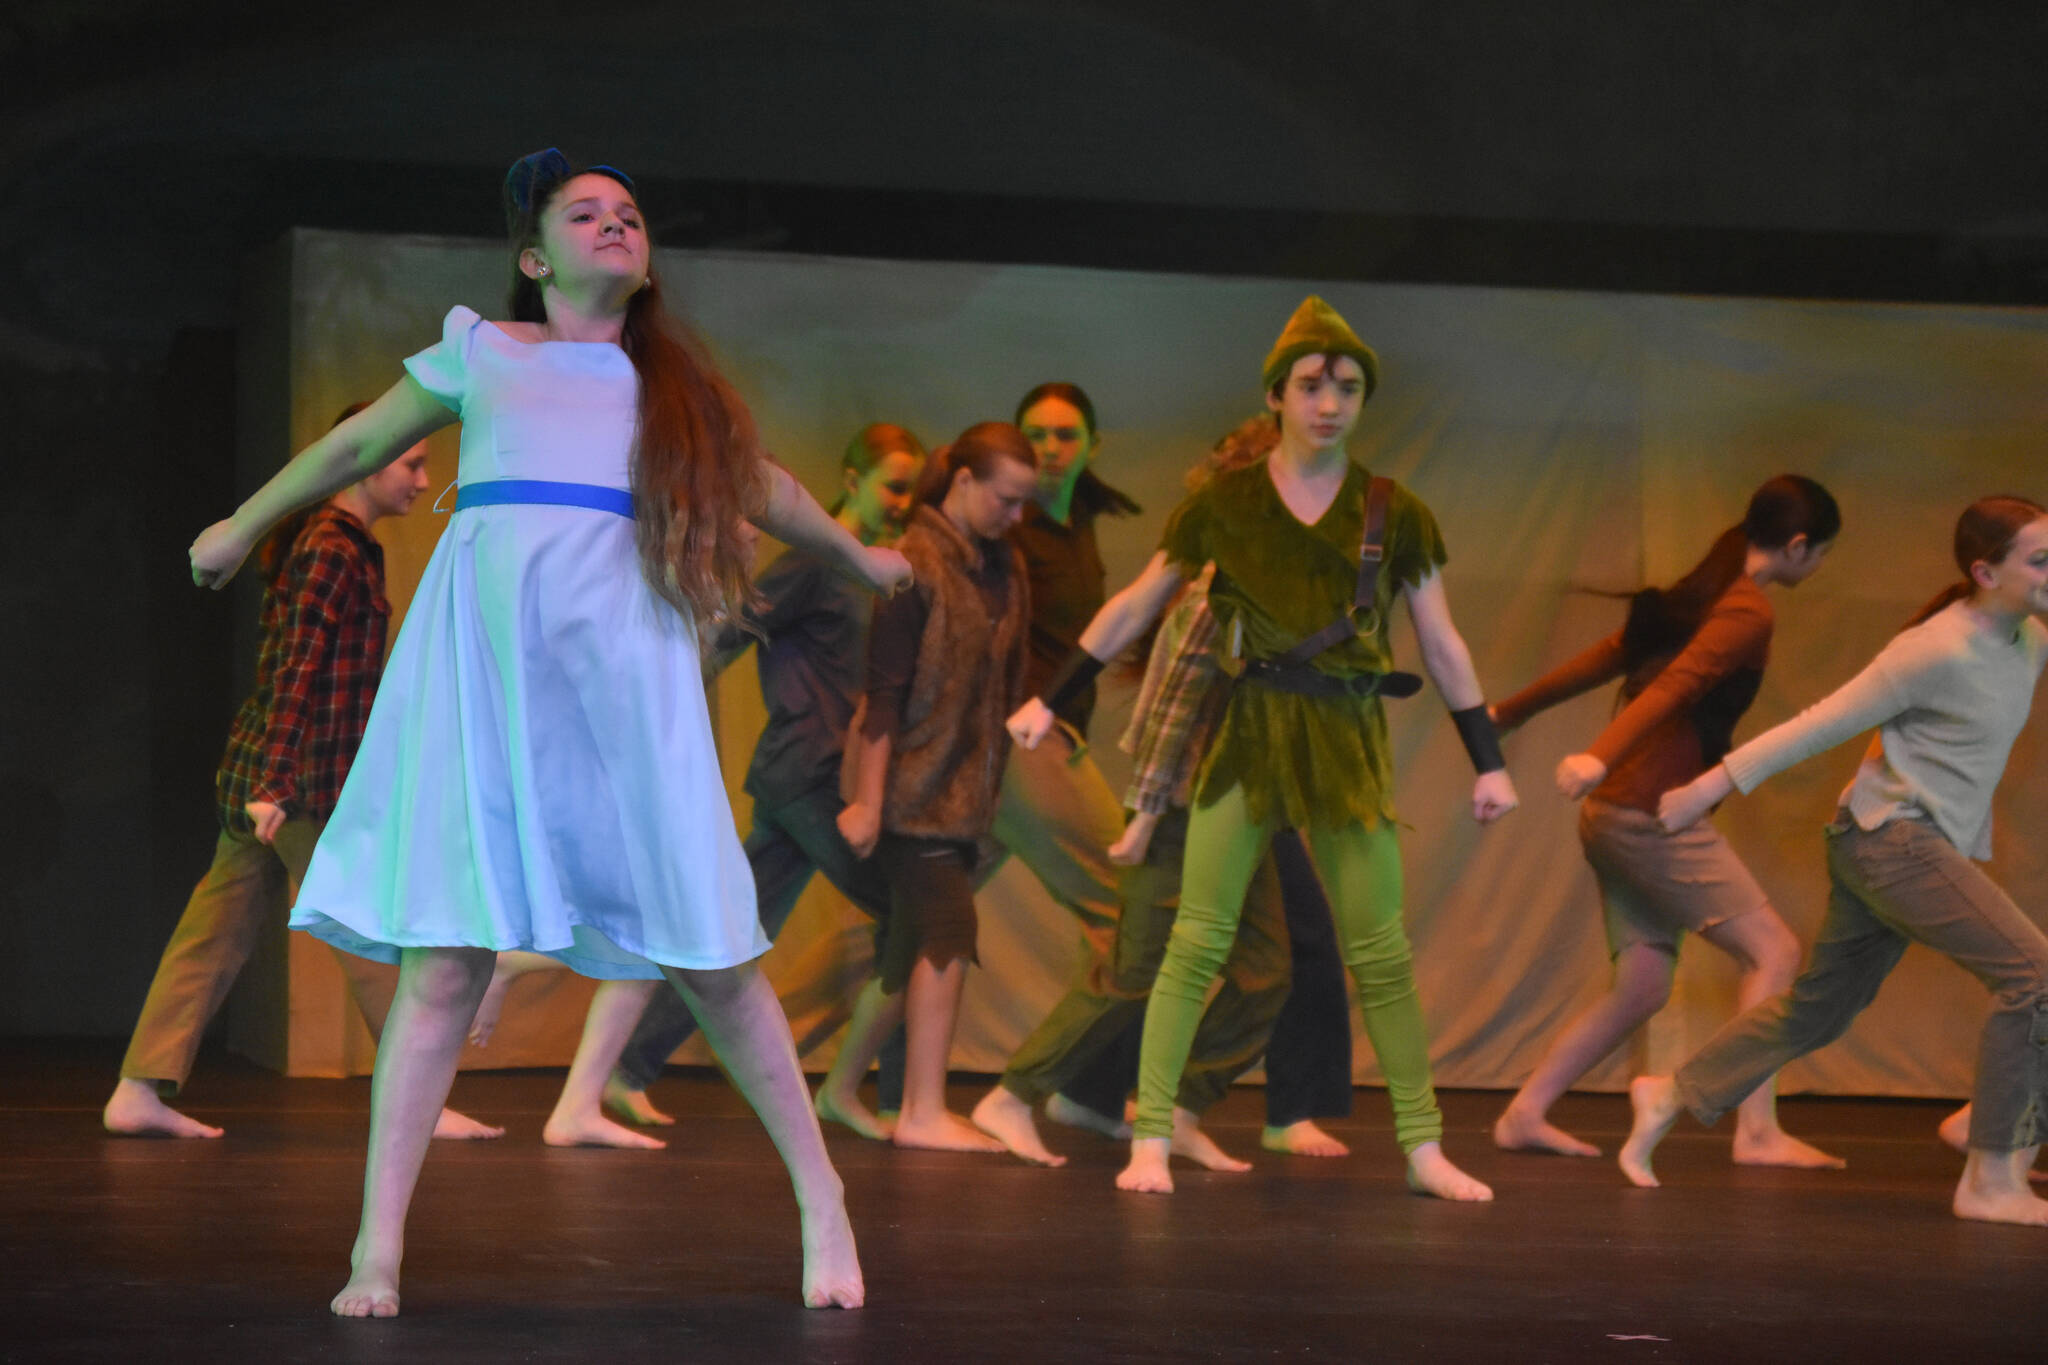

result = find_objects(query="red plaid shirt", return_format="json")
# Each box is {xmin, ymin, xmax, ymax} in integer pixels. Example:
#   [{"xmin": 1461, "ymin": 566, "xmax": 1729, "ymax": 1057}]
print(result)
[{"xmin": 215, "ymin": 505, "xmax": 389, "ymax": 832}]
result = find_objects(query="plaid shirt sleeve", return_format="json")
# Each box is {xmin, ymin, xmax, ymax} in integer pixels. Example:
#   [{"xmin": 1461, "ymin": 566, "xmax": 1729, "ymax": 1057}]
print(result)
[
  {"xmin": 248, "ymin": 527, "xmax": 380, "ymax": 818},
  {"xmin": 1120, "ymin": 588, "xmax": 1226, "ymax": 814}
]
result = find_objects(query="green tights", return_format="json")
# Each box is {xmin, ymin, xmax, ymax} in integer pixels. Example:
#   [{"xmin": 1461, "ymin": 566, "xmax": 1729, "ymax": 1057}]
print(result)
[{"xmin": 1134, "ymin": 783, "xmax": 1443, "ymax": 1151}]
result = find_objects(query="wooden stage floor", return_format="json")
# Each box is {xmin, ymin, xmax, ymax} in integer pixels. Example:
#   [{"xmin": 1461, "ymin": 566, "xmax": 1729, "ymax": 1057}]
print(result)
[{"xmin": 5, "ymin": 1039, "xmax": 2045, "ymax": 1363}]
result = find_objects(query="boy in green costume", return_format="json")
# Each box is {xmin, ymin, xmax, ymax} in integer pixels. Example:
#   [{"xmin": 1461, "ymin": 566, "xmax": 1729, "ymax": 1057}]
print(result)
[{"xmin": 1009, "ymin": 296, "xmax": 1517, "ymax": 1195}]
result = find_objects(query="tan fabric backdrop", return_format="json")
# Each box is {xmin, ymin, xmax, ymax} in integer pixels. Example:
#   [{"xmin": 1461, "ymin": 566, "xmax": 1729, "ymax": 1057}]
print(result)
[{"xmin": 248, "ymin": 227, "xmax": 2046, "ymax": 1096}]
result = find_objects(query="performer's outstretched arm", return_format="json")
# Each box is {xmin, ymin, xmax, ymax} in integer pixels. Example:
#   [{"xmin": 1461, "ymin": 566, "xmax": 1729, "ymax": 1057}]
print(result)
[
  {"xmin": 1008, "ymin": 551, "xmax": 1187, "ymax": 749},
  {"xmin": 191, "ymin": 377, "xmax": 452, "ymax": 589},
  {"xmin": 756, "ymin": 462, "xmax": 911, "ymax": 597}
]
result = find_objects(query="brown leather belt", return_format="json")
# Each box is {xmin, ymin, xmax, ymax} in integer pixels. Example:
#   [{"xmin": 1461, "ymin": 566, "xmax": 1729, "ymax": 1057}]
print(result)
[{"xmin": 1239, "ymin": 658, "xmax": 1423, "ymax": 699}]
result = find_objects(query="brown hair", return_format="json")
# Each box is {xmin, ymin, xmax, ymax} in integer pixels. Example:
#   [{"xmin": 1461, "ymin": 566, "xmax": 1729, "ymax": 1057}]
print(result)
[
  {"xmin": 913, "ymin": 421, "xmax": 1037, "ymax": 507},
  {"xmin": 1620, "ymin": 474, "xmax": 1841, "ymax": 668},
  {"xmin": 1013, "ymin": 382, "xmax": 1097, "ymax": 438},
  {"xmin": 257, "ymin": 401, "xmax": 371, "ymax": 583},
  {"xmin": 506, "ymin": 165, "xmax": 766, "ymax": 624},
  {"xmin": 830, "ymin": 423, "xmax": 927, "ymax": 513},
  {"xmin": 1905, "ymin": 494, "xmax": 2046, "ymax": 627}
]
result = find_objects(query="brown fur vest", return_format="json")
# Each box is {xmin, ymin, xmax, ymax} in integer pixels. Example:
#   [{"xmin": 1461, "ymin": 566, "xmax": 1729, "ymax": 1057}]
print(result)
[{"xmin": 881, "ymin": 505, "xmax": 1030, "ymax": 840}]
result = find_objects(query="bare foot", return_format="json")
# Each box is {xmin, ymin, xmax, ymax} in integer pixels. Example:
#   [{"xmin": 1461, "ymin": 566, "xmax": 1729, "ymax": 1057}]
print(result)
[
  {"xmin": 1938, "ymin": 1103, "xmax": 1972, "ymax": 1154},
  {"xmin": 891, "ymin": 1109, "xmax": 1006, "ymax": 1153},
  {"xmin": 970, "ymin": 1088, "xmax": 1066, "ymax": 1167},
  {"xmin": 1492, "ymin": 1104, "xmax": 1601, "ymax": 1157},
  {"xmin": 102, "ymin": 1079, "xmax": 223, "ymax": 1139},
  {"xmin": 1116, "ymin": 1136, "xmax": 1175, "ymax": 1194},
  {"xmin": 1732, "ymin": 1127, "xmax": 1845, "ymax": 1170},
  {"xmin": 542, "ymin": 1111, "xmax": 667, "ymax": 1150},
  {"xmin": 431, "ymin": 1107, "xmax": 503, "ymax": 1141},
  {"xmin": 1262, "ymin": 1120, "xmax": 1351, "ymax": 1158},
  {"xmin": 815, "ymin": 1084, "xmax": 895, "ymax": 1142},
  {"xmin": 1619, "ymin": 1075, "xmax": 1682, "ymax": 1188},
  {"xmin": 1404, "ymin": 1141, "xmax": 1493, "ymax": 1201},
  {"xmin": 800, "ymin": 1187, "xmax": 865, "ymax": 1308},
  {"xmin": 1953, "ymin": 1148, "xmax": 2048, "ymax": 1226},
  {"xmin": 1045, "ymin": 1092, "xmax": 1132, "ymax": 1140},
  {"xmin": 603, "ymin": 1077, "xmax": 676, "ymax": 1127},
  {"xmin": 330, "ymin": 1260, "xmax": 401, "ymax": 1319},
  {"xmin": 1170, "ymin": 1107, "xmax": 1251, "ymax": 1172}
]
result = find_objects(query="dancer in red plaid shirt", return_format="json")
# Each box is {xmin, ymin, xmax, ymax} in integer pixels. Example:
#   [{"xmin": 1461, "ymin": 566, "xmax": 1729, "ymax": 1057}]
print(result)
[{"xmin": 102, "ymin": 407, "xmax": 494, "ymax": 1141}]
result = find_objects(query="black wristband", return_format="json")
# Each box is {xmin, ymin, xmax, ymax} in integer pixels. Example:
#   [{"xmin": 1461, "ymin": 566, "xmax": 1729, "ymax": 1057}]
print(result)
[
  {"xmin": 1450, "ymin": 704, "xmax": 1505, "ymax": 774},
  {"xmin": 1042, "ymin": 649, "xmax": 1107, "ymax": 717}
]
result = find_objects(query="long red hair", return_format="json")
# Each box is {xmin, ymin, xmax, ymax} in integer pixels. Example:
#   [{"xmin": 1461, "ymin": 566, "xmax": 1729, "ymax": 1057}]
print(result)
[
  {"xmin": 1905, "ymin": 495, "xmax": 2046, "ymax": 628},
  {"xmin": 507, "ymin": 166, "xmax": 766, "ymax": 624}
]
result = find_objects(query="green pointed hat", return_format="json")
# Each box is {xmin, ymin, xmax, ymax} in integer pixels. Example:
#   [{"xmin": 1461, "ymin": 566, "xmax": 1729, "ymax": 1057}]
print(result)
[{"xmin": 1261, "ymin": 295, "xmax": 1379, "ymax": 400}]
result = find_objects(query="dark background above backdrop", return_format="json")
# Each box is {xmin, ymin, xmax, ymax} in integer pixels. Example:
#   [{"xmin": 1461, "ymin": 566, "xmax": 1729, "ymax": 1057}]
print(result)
[{"xmin": 4, "ymin": 0, "xmax": 2046, "ymax": 1039}]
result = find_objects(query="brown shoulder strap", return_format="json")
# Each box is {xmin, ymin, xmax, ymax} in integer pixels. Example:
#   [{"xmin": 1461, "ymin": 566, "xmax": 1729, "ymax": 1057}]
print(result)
[{"xmin": 1276, "ymin": 475, "xmax": 1393, "ymax": 667}]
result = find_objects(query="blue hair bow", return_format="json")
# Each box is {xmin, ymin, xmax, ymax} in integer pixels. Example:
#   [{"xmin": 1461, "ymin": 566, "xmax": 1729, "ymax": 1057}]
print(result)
[{"xmin": 503, "ymin": 147, "xmax": 637, "ymax": 226}]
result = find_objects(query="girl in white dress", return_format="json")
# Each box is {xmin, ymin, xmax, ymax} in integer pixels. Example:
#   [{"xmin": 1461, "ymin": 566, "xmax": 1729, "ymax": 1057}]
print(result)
[{"xmin": 189, "ymin": 149, "xmax": 907, "ymax": 1316}]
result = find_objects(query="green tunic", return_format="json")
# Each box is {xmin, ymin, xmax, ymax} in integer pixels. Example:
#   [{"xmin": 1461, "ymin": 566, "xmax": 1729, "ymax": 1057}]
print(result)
[{"xmin": 1159, "ymin": 458, "xmax": 1447, "ymax": 831}]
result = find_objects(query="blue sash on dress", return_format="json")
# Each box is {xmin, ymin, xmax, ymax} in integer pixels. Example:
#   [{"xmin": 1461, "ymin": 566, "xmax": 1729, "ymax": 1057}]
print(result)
[{"xmin": 454, "ymin": 479, "xmax": 635, "ymax": 519}]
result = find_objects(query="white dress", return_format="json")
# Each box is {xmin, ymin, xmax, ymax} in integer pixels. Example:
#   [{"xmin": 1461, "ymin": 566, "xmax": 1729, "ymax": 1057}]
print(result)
[{"xmin": 290, "ymin": 306, "xmax": 768, "ymax": 977}]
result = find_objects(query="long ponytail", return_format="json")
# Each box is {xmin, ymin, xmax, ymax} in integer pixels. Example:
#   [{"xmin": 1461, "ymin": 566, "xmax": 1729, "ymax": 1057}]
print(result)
[
  {"xmin": 1620, "ymin": 474, "xmax": 1841, "ymax": 667},
  {"xmin": 1904, "ymin": 495, "xmax": 2046, "ymax": 629}
]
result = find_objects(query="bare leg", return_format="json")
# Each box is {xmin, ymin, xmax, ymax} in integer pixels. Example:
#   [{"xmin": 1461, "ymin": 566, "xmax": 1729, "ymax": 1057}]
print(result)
[
  {"xmin": 543, "ymin": 979, "xmax": 667, "ymax": 1149},
  {"xmin": 1953, "ymin": 1145, "xmax": 2048, "ymax": 1226},
  {"xmin": 1493, "ymin": 944, "xmax": 1673, "ymax": 1159},
  {"xmin": 331, "ymin": 945, "xmax": 496, "ymax": 1318},
  {"xmin": 1262, "ymin": 1120, "xmax": 1350, "ymax": 1157},
  {"xmin": 1405, "ymin": 1140, "xmax": 1493, "ymax": 1201},
  {"xmin": 468, "ymin": 950, "xmax": 562, "ymax": 1047},
  {"xmin": 103, "ymin": 1078, "xmax": 224, "ymax": 1139},
  {"xmin": 1706, "ymin": 911, "xmax": 1845, "ymax": 1171},
  {"xmin": 1619, "ymin": 1074, "xmax": 1684, "ymax": 1188},
  {"xmin": 1170, "ymin": 1106, "xmax": 1251, "ymax": 1172},
  {"xmin": 891, "ymin": 957, "xmax": 1003, "ymax": 1153},
  {"xmin": 663, "ymin": 962, "xmax": 863, "ymax": 1308},
  {"xmin": 815, "ymin": 977, "xmax": 901, "ymax": 1141},
  {"xmin": 970, "ymin": 1086, "xmax": 1067, "ymax": 1167}
]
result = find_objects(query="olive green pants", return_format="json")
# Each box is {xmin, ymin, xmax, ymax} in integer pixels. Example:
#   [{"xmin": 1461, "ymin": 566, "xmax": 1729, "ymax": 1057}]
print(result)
[{"xmin": 1134, "ymin": 783, "xmax": 1443, "ymax": 1151}]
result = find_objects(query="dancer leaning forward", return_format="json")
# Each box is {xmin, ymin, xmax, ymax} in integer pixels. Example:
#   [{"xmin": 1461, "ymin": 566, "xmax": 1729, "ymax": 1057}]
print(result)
[
  {"xmin": 1623, "ymin": 496, "xmax": 2048, "ymax": 1226},
  {"xmin": 1008, "ymin": 296, "xmax": 1518, "ymax": 1196},
  {"xmin": 187, "ymin": 148, "xmax": 907, "ymax": 1315}
]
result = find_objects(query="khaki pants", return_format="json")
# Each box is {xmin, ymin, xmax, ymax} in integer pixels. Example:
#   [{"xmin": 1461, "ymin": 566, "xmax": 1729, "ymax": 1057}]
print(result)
[
  {"xmin": 120, "ymin": 819, "xmax": 399, "ymax": 1094},
  {"xmin": 1678, "ymin": 815, "xmax": 2048, "ymax": 1152},
  {"xmin": 982, "ymin": 727, "xmax": 1132, "ymax": 991}
]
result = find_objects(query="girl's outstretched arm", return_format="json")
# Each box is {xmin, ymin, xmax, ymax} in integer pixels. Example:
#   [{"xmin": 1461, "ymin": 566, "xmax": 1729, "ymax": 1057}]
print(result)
[
  {"xmin": 191, "ymin": 376, "xmax": 454, "ymax": 589},
  {"xmin": 756, "ymin": 461, "xmax": 911, "ymax": 597}
]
